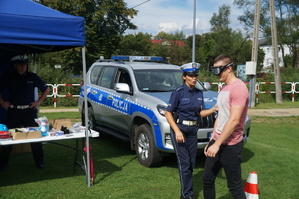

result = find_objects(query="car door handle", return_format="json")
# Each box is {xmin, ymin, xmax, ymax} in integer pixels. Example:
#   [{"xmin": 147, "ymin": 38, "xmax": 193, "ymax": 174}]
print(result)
[
  {"xmin": 92, "ymin": 90, "xmax": 97, "ymax": 95},
  {"xmin": 107, "ymin": 95, "xmax": 113, "ymax": 100}
]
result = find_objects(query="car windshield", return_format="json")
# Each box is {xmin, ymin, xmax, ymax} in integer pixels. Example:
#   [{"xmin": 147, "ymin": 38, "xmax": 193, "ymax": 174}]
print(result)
[{"xmin": 134, "ymin": 69, "xmax": 206, "ymax": 92}]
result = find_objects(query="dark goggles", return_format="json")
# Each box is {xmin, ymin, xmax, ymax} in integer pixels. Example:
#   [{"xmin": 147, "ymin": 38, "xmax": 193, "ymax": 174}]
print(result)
[{"xmin": 210, "ymin": 62, "xmax": 233, "ymax": 75}]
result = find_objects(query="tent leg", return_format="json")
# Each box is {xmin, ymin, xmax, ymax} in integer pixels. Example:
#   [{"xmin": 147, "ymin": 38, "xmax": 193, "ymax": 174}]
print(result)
[{"xmin": 82, "ymin": 47, "xmax": 91, "ymax": 187}]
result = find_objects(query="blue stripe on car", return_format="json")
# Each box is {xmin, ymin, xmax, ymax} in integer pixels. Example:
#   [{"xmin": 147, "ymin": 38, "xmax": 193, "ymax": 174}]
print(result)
[{"xmin": 80, "ymin": 86, "xmax": 167, "ymax": 150}]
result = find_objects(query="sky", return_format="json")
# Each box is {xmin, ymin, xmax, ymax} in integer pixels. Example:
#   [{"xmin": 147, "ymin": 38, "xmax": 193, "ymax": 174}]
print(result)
[{"xmin": 124, "ymin": 0, "xmax": 246, "ymax": 36}]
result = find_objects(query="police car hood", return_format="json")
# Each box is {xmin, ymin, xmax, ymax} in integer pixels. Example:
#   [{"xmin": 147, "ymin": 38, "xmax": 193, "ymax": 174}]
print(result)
[{"xmin": 145, "ymin": 90, "xmax": 218, "ymax": 109}]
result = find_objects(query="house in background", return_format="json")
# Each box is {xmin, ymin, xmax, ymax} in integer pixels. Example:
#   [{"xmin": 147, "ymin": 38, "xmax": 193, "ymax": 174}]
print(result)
[
  {"xmin": 259, "ymin": 38, "xmax": 291, "ymax": 69},
  {"xmin": 151, "ymin": 39, "xmax": 185, "ymax": 47}
]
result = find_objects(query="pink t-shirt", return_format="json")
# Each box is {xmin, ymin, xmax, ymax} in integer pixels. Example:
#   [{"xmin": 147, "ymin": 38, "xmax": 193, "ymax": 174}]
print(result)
[{"xmin": 212, "ymin": 79, "xmax": 249, "ymax": 145}]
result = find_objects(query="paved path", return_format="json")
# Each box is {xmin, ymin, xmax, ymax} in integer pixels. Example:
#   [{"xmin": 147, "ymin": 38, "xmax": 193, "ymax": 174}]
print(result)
[
  {"xmin": 40, "ymin": 108, "xmax": 78, "ymax": 113},
  {"xmin": 247, "ymin": 108, "xmax": 299, "ymax": 117},
  {"xmin": 40, "ymin": 108, "xmax": 299, "ymax": 117}
]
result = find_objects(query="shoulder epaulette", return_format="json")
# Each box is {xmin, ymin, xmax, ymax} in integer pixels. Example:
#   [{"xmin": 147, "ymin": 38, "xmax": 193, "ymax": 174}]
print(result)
[{"xmin": 175, "ymin": 86, "xmax": 184, "ymax": 92}]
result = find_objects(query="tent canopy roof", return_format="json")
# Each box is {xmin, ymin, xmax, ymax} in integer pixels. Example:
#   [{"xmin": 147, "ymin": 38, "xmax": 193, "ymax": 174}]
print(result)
[{"xmin": 0, "ymin": 0, "xmax": 85, "ymax": 56}]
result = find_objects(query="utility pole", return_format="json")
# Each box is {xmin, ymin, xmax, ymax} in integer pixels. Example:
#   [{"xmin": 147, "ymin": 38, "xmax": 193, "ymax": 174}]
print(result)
[
  {"xmin": 192, "ymin": 0, "xmax": 196, "ymax": 63},
  {"xmin": 269, "ymin": 0, "xmax": 282, "ymax": 104},
  {"xmin": 249, "ymin": 0, "xmax": 261, "ymax": 107}
]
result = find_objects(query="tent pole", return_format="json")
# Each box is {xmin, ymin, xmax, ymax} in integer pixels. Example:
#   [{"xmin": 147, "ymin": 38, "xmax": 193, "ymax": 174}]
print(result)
[{"xmin": 82, "ymin": 47, "xmax": 91, "ymax": 187}]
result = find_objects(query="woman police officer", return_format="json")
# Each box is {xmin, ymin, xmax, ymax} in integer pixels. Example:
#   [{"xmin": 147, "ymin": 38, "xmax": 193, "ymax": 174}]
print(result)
[{"xmin": 165, "ymin": 62, "xmax": 217, "ymax": 199}]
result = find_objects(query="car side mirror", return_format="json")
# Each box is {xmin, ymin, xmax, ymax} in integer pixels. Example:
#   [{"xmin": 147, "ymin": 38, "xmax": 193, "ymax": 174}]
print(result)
[
  {"xmin": 203, "ymin": 82, "xmax": 211, "ymax": 90},
  {"xmin": 115, "ymin": 83, "xmax": 131, "ymax": 94}
]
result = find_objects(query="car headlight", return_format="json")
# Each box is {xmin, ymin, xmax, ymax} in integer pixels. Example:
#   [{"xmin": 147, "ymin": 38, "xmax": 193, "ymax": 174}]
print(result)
[{"xmin": 157, "ymin": 105, "xmax": 167, "ymax": 116}]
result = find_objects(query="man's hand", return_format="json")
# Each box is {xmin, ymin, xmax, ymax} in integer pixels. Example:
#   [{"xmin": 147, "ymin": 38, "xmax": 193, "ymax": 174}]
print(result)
[{"xmin": 205, "ymin": 143, "xmax": 220, "ymax": 157}]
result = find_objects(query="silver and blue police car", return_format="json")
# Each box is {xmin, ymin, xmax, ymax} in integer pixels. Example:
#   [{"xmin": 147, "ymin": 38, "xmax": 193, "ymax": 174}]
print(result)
[{"xmin": 78, "ymin": 56, "xmax": 251, "ymax": 167}]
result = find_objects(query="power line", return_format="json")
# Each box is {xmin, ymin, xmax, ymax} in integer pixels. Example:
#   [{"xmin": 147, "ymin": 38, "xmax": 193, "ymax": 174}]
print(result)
[{"xmin": 131, "ymin": 0, "xmax": 150, "ymax": 9}]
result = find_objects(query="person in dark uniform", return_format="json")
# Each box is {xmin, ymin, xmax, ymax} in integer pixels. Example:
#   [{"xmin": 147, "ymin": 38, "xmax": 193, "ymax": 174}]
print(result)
[
  {"xmin": 165, "ymin": 62, "xmax": 217, "ymax": 199},
  {"xmin": 0, "ymin": 55, "xmax": 50, "ymax": 171}
]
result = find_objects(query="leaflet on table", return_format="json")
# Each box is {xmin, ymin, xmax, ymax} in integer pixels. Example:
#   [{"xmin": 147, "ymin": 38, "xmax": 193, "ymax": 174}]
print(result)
[{"xmin": 69, "ymin": 123, "xmax": 91, "ymax": 134}]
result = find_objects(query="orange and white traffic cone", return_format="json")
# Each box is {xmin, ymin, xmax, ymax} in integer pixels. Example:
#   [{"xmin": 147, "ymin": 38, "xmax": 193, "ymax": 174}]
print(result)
[{"xmin": 244, "ymin": 171, "xmax": 259, "ymax": 199}]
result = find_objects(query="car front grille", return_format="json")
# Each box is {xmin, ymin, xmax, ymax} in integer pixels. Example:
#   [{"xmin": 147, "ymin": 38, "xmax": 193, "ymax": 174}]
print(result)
[{"xmin": 197, "ymin": 112, "xmax": 217, "ymax": 128}]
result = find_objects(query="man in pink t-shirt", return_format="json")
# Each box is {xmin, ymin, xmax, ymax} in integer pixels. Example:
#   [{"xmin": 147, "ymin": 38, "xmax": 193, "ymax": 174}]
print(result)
[{"xmin": 203, "ymin": 54, "xmax": 249, "ymax": 199}]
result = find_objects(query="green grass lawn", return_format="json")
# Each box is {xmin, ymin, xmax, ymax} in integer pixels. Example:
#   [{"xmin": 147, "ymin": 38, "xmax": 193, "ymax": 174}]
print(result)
[
  {"xmin": 40, "ymin": 112, "xmax": 81, "ymax": 121},
  {"xmin": 0, "ymin": 116, "xmax": 298, "ymax": 199}
]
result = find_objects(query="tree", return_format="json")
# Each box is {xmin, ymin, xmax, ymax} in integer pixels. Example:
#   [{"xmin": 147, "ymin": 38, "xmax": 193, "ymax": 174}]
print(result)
[
  {"xmin": 275, "ymin": 1, "xmax": 299, "ymax": 68},
  {"xmin": 150, "ymin": 31, "xmax": 189, "ymax": 65},
  {"xmin": 194, "ymin": 4, "xmax": 253, "ymax": 71},
  {"xmin": 210, "ymin": 4, "xmax": 231, "ymax": 32},
  {"xmin": 150, "ymin": 40, "xmax": 189, "ymax": 66},
  {"xmin": 154, "ymin": 31, "xmax": 186, "ymax": 41},
  {"xmin": 234, "ymin": 0, "xmax": 299, "ymax": 68},
  {"xmin": 115, "ymin": 32, "xmax": 153, "ymax": 55},
  {"xmin": 34, "ymin": 0, "xmax": 137, "ymax": 73},
  {"xmin": 193, "ymin": 31, "xmax": 253, "ymax": 70}
]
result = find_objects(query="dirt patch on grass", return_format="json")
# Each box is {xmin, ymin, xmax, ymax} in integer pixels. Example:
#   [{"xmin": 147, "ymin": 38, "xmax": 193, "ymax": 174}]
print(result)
[{"xmin": 248, "ymin": 108, "xmax": 299, "ymax": 117}]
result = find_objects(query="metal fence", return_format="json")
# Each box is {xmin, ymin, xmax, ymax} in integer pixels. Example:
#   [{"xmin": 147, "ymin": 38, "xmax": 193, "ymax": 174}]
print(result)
[
  {"xmin": 209, "ymin": 82, "xmax": 299, "ymax": 103},
  {"xmin": 41, "ymin": 84, "xmax": 80, "ymax": 107},
  {"xmin": 43, "ymin": 82, "xmax": 299, "ymax": 107}
]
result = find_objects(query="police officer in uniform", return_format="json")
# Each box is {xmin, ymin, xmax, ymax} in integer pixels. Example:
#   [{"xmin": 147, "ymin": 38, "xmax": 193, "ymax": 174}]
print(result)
[
  {"xmin": 0, "ymin": 55, "xmax": 50, "ymax": 171},
  {"xmin": 165, "ymin": 63, "xmax": 217, "ymax": 199}
]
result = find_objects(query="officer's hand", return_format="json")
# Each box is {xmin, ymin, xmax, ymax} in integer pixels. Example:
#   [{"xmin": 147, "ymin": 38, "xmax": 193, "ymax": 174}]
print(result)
[
  {"xmin": 29, "ymin": 101, "xmax": 40, "ymax": 108},
  {"xmin": 213, "ymin": 105, "xmax": 218, "ymax": 112},
  {"xmin": 175, "ymin": 131, "xmax": 185, "ymax": 143},
  {"xmin": 1, "ymin": 101, "xmax": 10, "ymax": 109}
]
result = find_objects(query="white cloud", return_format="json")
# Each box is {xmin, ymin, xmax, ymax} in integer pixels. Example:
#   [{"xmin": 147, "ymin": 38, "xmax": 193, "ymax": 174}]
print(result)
[
  {"xmin": 159, "ymin": 22, "xmax": 182, "ymax": 32},
  {"xmin": 124, "ymin": 0, "xmax": 246, "ymax": 35}
]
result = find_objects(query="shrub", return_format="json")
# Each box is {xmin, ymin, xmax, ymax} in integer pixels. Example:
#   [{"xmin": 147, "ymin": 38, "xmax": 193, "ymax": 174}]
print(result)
[{"xmin": 29, "ymin": 63, "xmax": 82, "ymax": 107}]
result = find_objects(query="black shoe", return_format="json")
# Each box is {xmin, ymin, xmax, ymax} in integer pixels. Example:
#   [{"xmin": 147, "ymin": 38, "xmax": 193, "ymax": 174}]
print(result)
[{"xmin": 37, "ymin": 163, "xmax": 45, "ymax": 169}]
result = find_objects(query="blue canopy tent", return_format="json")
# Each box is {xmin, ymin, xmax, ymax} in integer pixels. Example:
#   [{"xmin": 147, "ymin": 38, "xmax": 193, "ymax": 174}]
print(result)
[
  {"xmin": 0, "ymin": 0, "xmax": 92, "ymax": 186},
  {"xmin": 0, "ymin": 0, "xmax": 85, "ymax": 53}
]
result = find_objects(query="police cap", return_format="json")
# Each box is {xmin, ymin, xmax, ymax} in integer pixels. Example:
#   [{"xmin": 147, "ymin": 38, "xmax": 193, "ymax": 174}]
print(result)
[
  {"xmin": 181, "ymin": 62, "xmax": 200, "ymax": 75},
  {"xmin": 11, "ymin": 55, "xmax": 28, "ymax": 64}
]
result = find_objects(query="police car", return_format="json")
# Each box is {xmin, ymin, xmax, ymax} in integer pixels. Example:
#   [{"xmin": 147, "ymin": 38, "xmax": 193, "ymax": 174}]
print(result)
[{"xmin": 78, "ymin": 56, "xmax": 251, "ymax": 167}]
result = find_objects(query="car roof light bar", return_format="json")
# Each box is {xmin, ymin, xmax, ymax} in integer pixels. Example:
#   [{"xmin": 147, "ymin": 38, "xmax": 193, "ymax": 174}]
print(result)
[{"xmin": 111, "ymin": 55, "xmax": 164, "ymax": 62}]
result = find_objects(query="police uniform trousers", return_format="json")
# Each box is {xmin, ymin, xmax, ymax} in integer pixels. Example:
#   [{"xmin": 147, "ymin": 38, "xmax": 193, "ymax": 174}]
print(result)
[
  {"xmin": 170, "ymin": 124, "xmax": 198, "ymax": 198},
  {"xmin": 0, "ymin": 108, "xmax": 43, "ymax": 168}
]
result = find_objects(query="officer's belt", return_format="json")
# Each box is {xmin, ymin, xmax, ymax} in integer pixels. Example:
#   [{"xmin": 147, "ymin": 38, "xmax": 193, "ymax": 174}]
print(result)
[
  {"xmin": 177, "ymin": 119, "xmax": 197, "ymax": 126},
  {"xmin": 9, "ymin": 105, "xmax": 30, "ymax": 109}
]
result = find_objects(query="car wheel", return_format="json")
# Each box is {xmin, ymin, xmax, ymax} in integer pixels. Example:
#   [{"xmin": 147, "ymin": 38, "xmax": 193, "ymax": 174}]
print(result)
[
  {"xmin": 135, "ymin": 124, "xmax": 163, "ymax": 167},
  {"xmin": 82, "ymin": 106, "xmax": 96, "ymax": 129},
  {"xmin": 87, "ymin": 107, "xmax": 96, "ymax": 130},
  {"xmin": 81, "ymin": 106, "xmax": 86, "ymax": 126}
]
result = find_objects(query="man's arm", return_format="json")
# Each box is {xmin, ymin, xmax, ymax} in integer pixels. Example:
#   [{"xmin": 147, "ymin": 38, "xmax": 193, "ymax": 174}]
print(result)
[
  {"xmin": 205, "ymin": 105, "xmax": 244, "ymax": 157},
  {"xmin": 29, "ymin": 87, "xmax": 50, "ymax": 108}
]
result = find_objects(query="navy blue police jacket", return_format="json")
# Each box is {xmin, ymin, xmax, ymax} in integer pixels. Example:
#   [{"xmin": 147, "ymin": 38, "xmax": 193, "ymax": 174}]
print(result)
[
  {"xmin": 167, "ymin": 83, "xmax": 206, "ymax": 126},
  {"xmin": 0, "ymin": 72, "xmax": 48, "ymax": 106}
]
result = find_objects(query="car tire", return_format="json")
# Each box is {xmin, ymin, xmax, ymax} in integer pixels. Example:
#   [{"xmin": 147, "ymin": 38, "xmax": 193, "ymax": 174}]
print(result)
[
  {"xmin": 81, "ymin": 106, "xmax": 96, "ymax": 130},
  {"xmin": 135, "ymin": 124, "xmax": 163, "ymax": 167},
  {"xmin": 87, "ymin": 107, "xmax": 96, "ymax": 130},
  {"xmin": 81, "ymin": 106, "xmax": 86, "ymax": 126}
]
